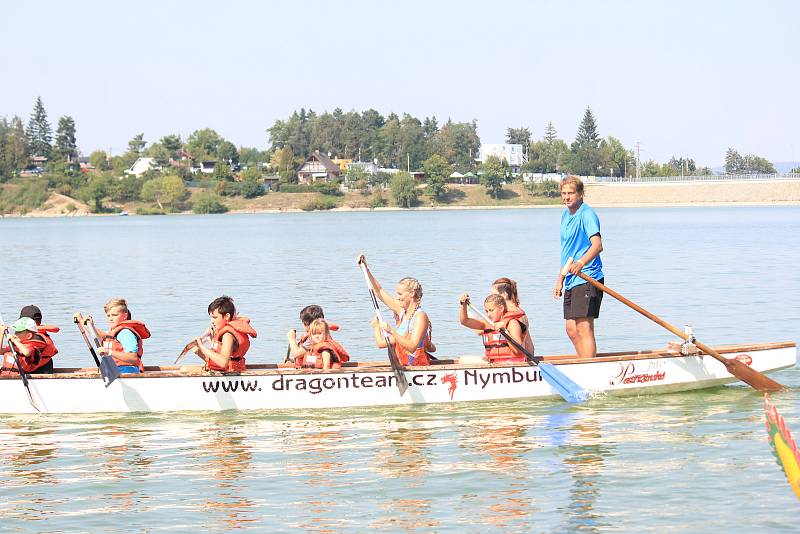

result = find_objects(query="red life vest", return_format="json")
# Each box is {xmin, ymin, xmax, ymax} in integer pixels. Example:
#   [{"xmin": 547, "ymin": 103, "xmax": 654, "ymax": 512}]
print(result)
[
  {"xmin": 208, "ymin": 317, "xmax": 257, "ymax": 372},
  {"xmin": 297, "ymin": 339, "xmax": 350, "ymax": 369},
  {"xmin": 503, "ymin": 309, "xmax": 534, "ymax": 354},
  {"xmin": 1, "ymin": 336, "xmax": 48, "ymax": 375},
  {"xmin": 37, "ymin": 324, "xmax": 60, "ymax": 359},
  {"xmin": 480, "ymin": 315, "xmax": 527, "ymax": 364},
  {"xmin": 103, "ymin": 320, "xmax": 151, "ymax": 372}
]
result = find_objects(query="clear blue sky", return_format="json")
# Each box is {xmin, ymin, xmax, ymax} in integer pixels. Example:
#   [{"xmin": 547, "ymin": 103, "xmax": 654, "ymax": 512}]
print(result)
[{"xmin": 2, "ymin": 0, "xmax": 797, "ymax": 167}]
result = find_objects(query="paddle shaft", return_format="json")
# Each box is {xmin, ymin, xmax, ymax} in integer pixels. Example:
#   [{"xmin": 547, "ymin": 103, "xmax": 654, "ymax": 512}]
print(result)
[
  {"xmin": 466, "ymin": 302, "xmax": 540, "ymax": 364},
  {"xmin": 569, "ymin": 269, "xmax": 783, "ymax": 392},
  {"xmin": 0, "ymin": 313, "xmax": 39, "ymax": 411},
  {"xmin": 74, "ymin": 315, "xmax": 102, "ymax": 367},
  {"xmin": 359, "ymin": 262, "xmax": 409, "ymax": 395}
]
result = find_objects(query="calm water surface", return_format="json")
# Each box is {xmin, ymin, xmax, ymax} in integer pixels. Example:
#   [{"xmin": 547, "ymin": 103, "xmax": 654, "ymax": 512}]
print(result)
[{"xmin": 0, "ymin": 207, "xmax": 798, "ymax": 532}]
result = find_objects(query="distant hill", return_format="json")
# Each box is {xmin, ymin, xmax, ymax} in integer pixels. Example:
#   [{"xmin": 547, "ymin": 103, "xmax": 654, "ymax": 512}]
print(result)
[{"xmin": 712, "ymin": 161, "xmax": 798, "ymax": 174}]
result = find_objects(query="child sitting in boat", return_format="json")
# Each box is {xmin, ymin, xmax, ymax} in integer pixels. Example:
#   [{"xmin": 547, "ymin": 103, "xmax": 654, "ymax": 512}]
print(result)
[
  {"xmin": 19, "ymin": 305, "xmax": 59, "ymax": 372},
  {"xmin": 491, "ymin": 277, "xmax": 535, "ymax": 355},
  {"xmin": 285, "ymin": 304, "xmax": 335, "ymax": 364},
  {"xmin": 1, "ymin": 317, "xmax": 52, "ymax": 375},
  {"xmin": 83, "ymin": 298, "xmax": 151, "ymax": 374},
  {"xmin": 359, "ymin": 254, "xmax": 435, "ymax": 366},
  {"xmin": 459, "ymin": 293, "xmax": 526, "ymax": 364},
  {"xmin": 194, "ymin": 296, "xmax": 257, "ymax": 373},
  {"xmin": 291, "ymin": 319, "xmax": 350, "ymax": 370}
]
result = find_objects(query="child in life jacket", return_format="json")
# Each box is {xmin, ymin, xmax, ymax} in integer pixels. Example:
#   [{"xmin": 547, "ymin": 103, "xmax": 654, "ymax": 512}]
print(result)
[
  {"xmin": 491, "ymin": 277, "xmax": 535, "ymax": 354},
  {"xmin": 1, "ymin": 317, "xmax": 51, "ymax": 375},
  {"xmin": 19, "ymin": 304, "xmax": 58, "ymax": 372},
  {"xmin": 458, "ymin": 293, "xmax": 526, "ymax": 364},
  {"xmin": 284, "ymin": 304, "xmax": 326, "ymax": 365},
  {"xmin": 289, "ymin": 318, "xmax": 350, "ymax": 370},
  {"xmin": 194, "ymin": 296, "xmax": 257, "ymax": 373},
  {"xmin": 85, "ymin": 298, "xmax": 151, "ymax": 374}
]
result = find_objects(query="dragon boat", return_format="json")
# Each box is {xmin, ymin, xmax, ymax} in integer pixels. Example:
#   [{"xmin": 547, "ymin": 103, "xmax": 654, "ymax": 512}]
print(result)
[{"xmin": 0, "ymin": 341, "xmax": 794, "ymax": 414}]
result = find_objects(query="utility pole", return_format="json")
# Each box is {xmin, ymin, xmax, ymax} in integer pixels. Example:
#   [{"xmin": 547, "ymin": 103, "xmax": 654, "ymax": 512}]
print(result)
[
  {"xmin": 407, "ymin": 153, "xmax": 410, "ymax": 172},
  {"xmin": 635, "ymin": 142, "xmax": 641, "ymax": 180}
]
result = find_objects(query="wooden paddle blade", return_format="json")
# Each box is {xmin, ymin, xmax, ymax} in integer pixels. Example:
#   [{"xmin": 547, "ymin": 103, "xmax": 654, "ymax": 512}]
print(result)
[{"xmin": 722, "ymin": 357, "xmax": 783, "ymax": 392}]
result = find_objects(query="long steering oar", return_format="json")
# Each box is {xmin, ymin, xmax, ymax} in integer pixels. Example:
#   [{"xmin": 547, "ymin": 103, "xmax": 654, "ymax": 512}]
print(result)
[
  {"xmin": 466, "ymin": 301, "xmax": 590, "ymax": 403},
  {"xmin": 0, "ymin": 312, "xmax": 40, "ymax": 412},
  {"xmin": 74, "ymin": 313, "xmax": 120, "ymax": 387},
  {"xmin": 561, "ymin": 258, "xmax": 783, "ymax": 392},
  {"xmin": 358, "ymin": 261, "xmax": 409, "ymax": 396}
]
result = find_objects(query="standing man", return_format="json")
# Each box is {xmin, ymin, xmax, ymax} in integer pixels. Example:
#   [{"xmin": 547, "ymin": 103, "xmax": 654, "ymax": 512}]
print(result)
[{"xmin": 553, "ymin": 176, "xmax": 604, "ymax": 358}]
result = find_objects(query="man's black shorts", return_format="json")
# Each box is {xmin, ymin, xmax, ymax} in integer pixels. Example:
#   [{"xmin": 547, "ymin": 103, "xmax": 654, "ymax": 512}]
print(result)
[{"xmin": 563, "ymin": 278, "xmax": 604, "ymax": 320}]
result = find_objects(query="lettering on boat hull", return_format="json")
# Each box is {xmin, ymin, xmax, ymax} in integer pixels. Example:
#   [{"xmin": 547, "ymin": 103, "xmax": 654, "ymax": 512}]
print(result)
[
  {"xmin": 198, "ymin": 368, "xmax": 543, "ymax": 400},
  {"xmin": 610, "ymin": 362, "xmax": 666, "ymax": 386}
]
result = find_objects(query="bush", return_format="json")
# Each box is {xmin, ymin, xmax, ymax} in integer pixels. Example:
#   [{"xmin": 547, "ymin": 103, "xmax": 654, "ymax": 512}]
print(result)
[
  {"xmin": 192, "ymin": 192, "xmax": 228, "ymax": 214},
  {"xmin": 370, "ymin": 191, "xmax": 387, "ymax": 208},
  {"xmin": 390, "ymin": 172, "xmax": 418, "ymax": 208},
  {"xmin": 135, "ymin": 206, "xmax": 166, "ymax": 215},
  {"xmin": 302, "ymin": 196, "xmax": 338, "ymax": 211},
  {"xmin": 524, "ymin": 179, "xmax": 560, "ymax": 198},
  {"xmin": 0, "ymin": 178, "xmax": 50, "ymax": 213}
]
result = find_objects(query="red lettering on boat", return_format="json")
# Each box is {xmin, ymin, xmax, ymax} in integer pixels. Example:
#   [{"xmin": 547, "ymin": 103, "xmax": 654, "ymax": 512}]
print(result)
[
  {"xmin": 611, "ymin": 362, "xmax": 666, "ymax": 386},
  {"xmin": 735, "ymin": 354, "xmax": 752, "ymax": 366}
]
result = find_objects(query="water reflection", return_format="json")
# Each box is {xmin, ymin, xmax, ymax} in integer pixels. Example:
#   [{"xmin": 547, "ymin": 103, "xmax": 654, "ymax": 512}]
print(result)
[
  {"xmin": 197, "ymin": 418, "xmax": 257, "ymax": 530},
  {"xmin": 553, "ymin": 408, "xmax": 613, "ymax": 532}
]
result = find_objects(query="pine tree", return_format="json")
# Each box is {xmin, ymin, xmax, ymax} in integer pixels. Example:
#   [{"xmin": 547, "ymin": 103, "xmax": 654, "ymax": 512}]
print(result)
[
  {"xmin": 544, "ymin": 121, "xmax": 558, "ymax": 144},
  {"xmin": 26, "ymin": 96, "xmax": 52, "ymax": 158},
  {"xmin": 575, "ymin": 107, "xmax": 599, "ymax": 149},
  {"xmin": 55, "ymin": 115, "xmax": 78, "ymax": 162}
]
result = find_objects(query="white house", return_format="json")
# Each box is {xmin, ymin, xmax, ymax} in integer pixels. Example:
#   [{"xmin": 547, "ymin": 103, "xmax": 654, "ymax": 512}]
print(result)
[
  {"xmin": 478, "ymin": 144, "xmax": 527, "ymax": 172},
  {"xmin": 125, "ymin": 157, "xmax": 159, "ymax": 177}
]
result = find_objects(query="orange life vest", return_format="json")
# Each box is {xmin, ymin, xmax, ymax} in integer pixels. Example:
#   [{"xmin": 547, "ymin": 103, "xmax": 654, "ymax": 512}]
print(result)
[
  {"xmin": 37, "ymin": 324, "xmax": 59, "ymax": 359},
  {"xmin": 504, "ymin": 309, "xmax": 534, "ymax": 354},
  {"xmin": 480, "ymin": 315, "xmax": 527, "ymax": 364},
  {"xmin": 208, "ymin": 317, "xmax": 257, "ymax": 372},
  {"xmin": 1, "ymin": 336, "xmax": 48, "ymax": 375},
  {"xmin": 394, "ymin": 310, "xmax": 433, "ymax": 367},
  {"xmin": 103, "ymin": 320, "xmax": 151, "ymax": 372},
  {"xmin": 297, "ymin": 338, "xmax": 350, "ymax": 369}
]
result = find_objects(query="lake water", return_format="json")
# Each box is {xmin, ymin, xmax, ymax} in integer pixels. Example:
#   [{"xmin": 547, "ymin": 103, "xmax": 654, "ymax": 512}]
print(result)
[{"xmin": 0, "ymin": 206, "xmax": 798, "ymax": 532}]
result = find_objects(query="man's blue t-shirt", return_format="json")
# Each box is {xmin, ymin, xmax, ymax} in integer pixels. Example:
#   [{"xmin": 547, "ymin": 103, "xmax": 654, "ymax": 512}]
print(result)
[
  {"xmin": 560, "ymin": 202, "xmax": 604, "ymax": 290},
  {"xmin": 116, "ymin": 329, "xmax": 139, "ymax": 354}
]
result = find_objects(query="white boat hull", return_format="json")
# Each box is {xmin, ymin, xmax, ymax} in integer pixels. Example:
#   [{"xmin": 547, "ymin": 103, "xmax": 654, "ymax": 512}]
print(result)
[{"xmin": 0, "ymin": 342, "xmax": 795, "ymax": 414}]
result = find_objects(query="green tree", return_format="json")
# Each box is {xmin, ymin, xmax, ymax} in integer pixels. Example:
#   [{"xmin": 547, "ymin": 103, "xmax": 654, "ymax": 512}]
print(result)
[
  {"xmin": 78, "ymin": 174, "xmax": 113, "ymax": 212},
  {"xmin": 89, "ymin": 150, "xmax": 110, "ymax": 171},
  {"xmin": 112, "ymin": 175, "xmax": 144, "ymax": 202},
  {"xmin": 599, "ymin": 136, "xmax": 630, "ymax": 177},
  {"xmin": 186, "ymin": 128, "xmax": 223, "ymax": 160},
  {"xmin": 141, "ymin": 175, "xmax": 187, "ymax": 209},
  {"xmin": 212, "ymin": 162, "xmax": 233, "ymax": 181},
  {"xmin": 506, "ymin": 127, "xmax": 531, "ymax": 146},
  {"xmin": 217, "ymin": 140, "xmax": 238, "ymax": 165},
  {"xmin": 390, "ymin": 172, "xmax": 418, "ymax": 208},
  {"xmin": 145, "ymin": 142, "xmax": 171, "ymax": 167},
  {"xmin": 192, "ymin": 192, "xmax": 228, "ymax": 214},
  {"xmin": 743, "ymin": 154, "xmax": 776, "ymax": 174},
  {"xmin": 724, "ymin": 148, "xmax": 744, "ymax": 174},
  {"xmin": 543, "ymin": 121, "xmax": 558, "ymax": 144},
  {"xmin": 569, "ymin": 107, "xmax": 602, "ymax": 175},
  {"xmin": 26, "ymin": 96, "xmax": 52, "ymax": 158},
  {"xmin": 0, "ymin": 116, "xmax": 28, "ymax": 180},
  {"xmin": 480, "ymin": 156, "xmax": 507, "ymax": 199},
  {"xmin": 160, "ymin": 134, "xmax": 183, "ymax": 158},
  {"xmin": 128, "ymin": 133, "xmax": 146, "ymax": 155},
  {"xmin": 421, "ymin": 154, "xmax": 450, "ymax": 199},
  {"xmin": 54, "ymin": 116, "xmax": 78, "ymax": 162}
]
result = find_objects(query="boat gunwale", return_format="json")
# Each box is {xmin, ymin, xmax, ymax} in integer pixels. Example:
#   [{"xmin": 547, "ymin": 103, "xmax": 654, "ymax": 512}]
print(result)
[{"xmin": 2, "ymin": 341, "xmax": 794, "ymax": 380}]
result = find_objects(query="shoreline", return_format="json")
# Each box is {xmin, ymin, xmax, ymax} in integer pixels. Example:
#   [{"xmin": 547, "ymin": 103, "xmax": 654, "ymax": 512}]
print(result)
[{"xmin": 2, "ymin": 181, "xmax": 799, "ymax": 218}]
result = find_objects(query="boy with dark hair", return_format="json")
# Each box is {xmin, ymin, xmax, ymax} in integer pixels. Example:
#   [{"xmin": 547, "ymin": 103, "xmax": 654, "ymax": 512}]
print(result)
[{"xmin": 194, "ymin": 295, "xmax": 257, "ymax": 372}]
